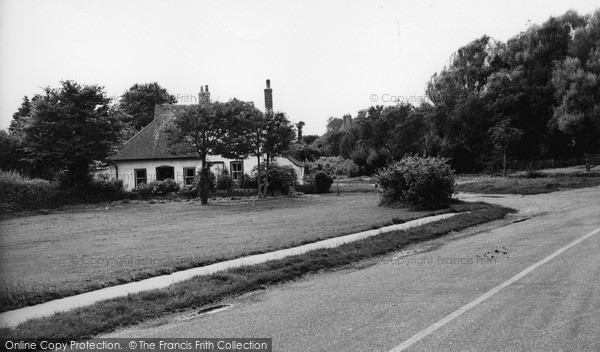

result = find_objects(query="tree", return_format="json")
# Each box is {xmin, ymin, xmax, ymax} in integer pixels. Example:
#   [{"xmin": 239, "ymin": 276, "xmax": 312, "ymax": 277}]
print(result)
[
  {"xmin": 21, "ymin": 80, "xmax": 123, "ymax": 184},
  {"xmin": 166, "ymin": 100, "xmax": 251, "ymax": 204},
  {"xmin": 490, "ymin": 119, "xmax": 523, "ymax": 177},
  {"xmin": 296, "ymin": 121, "xmax": 305, "ymax": 141},
  {"xmin": 551, "ymin": 50, "xmax": 600, "ymax": 154},
  {"xmin": 262, "ymin": 112, "xmax": 295, "ymax": 196},
  {"xmin": 120, "ymin": 83, "xmax": 177, "ymax": 131}
]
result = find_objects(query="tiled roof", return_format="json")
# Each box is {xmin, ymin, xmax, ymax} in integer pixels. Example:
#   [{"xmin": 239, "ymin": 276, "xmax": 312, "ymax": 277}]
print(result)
[
  {"xmin": 109, "ymin": 104, "xmax": 197, "ymax": 161},
  {"xmin": 110, "ymin": 104, "xmax": 303, "ymax": 167}
]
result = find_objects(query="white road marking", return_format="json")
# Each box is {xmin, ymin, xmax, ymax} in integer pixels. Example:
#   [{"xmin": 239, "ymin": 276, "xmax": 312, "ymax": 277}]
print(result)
[{"xmin": 389, "ymin": 226, "xmax": 600, "ymax": 352}]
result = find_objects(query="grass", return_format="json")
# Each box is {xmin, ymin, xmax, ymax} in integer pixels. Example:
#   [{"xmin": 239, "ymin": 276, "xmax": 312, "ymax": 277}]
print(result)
[
  {"xmin": 456, "ymin": 174, "xmax": 600, "ymax": 195},
  {"xmin": 0, "ymin": 201, "xmax": 513, "ymax": 340},
  {"xmin": 0, "ymin": 192, "xmax": 438, "ymax": 312}
]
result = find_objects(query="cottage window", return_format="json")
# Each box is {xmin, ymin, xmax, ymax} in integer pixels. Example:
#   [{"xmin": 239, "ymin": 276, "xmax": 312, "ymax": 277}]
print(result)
[
  {"xmin": 156, "ymin": 166, "xmax": 175, "ymax": 181},
  {"xmin": 230, "ymin": 161, "xmax": 243, "ymax": 181},
  {"xmin": 134, "ymin": 169, "xmax": 147, "ymax": 187},
  {"xmin": 183, "ymin": 167, "xmax": 196, "ymax": 185}
]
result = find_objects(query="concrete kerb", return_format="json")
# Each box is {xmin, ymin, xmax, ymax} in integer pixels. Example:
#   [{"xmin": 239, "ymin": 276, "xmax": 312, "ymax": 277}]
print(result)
[{"xmin": 0, "ymin": 212, "xmax": 460, "ymax": 328}]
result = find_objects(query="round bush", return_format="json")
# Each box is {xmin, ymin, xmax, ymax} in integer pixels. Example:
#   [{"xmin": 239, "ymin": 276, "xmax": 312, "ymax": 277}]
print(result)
[
  {"xmin": 216, "ymin": 174, "xmax": 234, "ymax": 190},
  {"xmin": 375, "ymin": 156, "xmax": 455, "ymax": 208},
  {"xmin": 314, "ymin": 171, "xmax": 333, "ymax": 193}
]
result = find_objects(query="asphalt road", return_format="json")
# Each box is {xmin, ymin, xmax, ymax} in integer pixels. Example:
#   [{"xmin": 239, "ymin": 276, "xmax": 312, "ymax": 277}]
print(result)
[{"xmin": 104, "ymin": 186, "xmax": 600, "ymax": 352}]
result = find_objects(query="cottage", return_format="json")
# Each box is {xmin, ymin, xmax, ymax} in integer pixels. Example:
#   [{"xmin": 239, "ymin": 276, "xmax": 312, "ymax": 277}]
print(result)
[{"xmin": 106, "ymin": 81, "xmax": 304, "ymax": 191}]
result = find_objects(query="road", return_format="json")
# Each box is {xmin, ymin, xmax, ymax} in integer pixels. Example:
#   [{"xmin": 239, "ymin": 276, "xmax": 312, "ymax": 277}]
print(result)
[{"xmin": 104, "ymin": 186, "xmax": 600, "ymax": 352}]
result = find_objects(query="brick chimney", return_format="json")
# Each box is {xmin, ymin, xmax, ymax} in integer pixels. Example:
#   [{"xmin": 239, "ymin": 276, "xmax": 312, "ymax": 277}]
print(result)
[
  {"xmin": 264, "ymin": 79, "xmax": 273, "ymax": 114},
  {"xmin": 198, "ymin": 85, "xmax": 210, "ymax": 105}
]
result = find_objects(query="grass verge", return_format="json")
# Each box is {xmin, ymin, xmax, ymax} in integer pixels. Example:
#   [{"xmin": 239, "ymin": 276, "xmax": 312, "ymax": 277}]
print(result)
[
  {"xmin": 0, "ymin": 193, "xmax": 434, "ymax": 313},
  {"xmin": 456, "ymin": 175, "xmax": 600, "ymax": 195},
  {"xmin": 0, "ymin": 201, "xmax": 513, "ymax": 340}
]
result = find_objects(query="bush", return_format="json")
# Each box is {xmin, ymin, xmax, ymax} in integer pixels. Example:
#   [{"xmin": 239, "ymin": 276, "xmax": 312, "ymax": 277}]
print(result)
[
  {"xmin": 314, "ymin": 171, "xmax": 333, "ymax": 193},
  {"xmin": 295, "ymin": 182, "xmax": 316, "ymax": 194},
  {"xmin": 240, "ymin": 173, "xmax": 257, "ymax": 189},
  {"xmin": 375, "ymin": 156, "xmax": 455, "ymax": 209},
  {"xmin": 306, "ymin": 156, "xmax": 360, "ymax": 178},
  {"xmin": 250, "ymin": 164, "xmax": 298, "ymax": 195},
  {"xmin": 216, "ymin": 174, "xmax": 234, "ymax": 190},
  {"xmin": 84, "ymin": 178, "xmax": 126, "ymax": 202},
  {"xmin": 177, "ymin": 184, "xmax": 198, "ymax": 198},
  {"xmin": 150, "ymin": 178, "xmax": 180, "ymax": 195},
  {"xmin": 265, "ymin": 165, "xmax": 297, "ymax": 195},
  {"xmin": 131, "ymin": 183, "xmax": 153, "ymax": 199},
  {"xmin": 0, "ymin": 171, "xmax": 59, "ymax": 211},
  {"xmin": 131, "ymin": 178, "xmax": 180, "ymax": 198}
]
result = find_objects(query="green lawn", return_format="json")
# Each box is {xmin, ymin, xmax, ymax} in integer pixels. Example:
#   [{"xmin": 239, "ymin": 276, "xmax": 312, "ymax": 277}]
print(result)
[
  {"xmin": 0, "ymin": 192, "xmax": 433, "ymax": 311},
  {"xmin": 456, "ymin": 175, "xmax": 600, "ymax": 195},
  {"xmin": 0, "ymin": 202, "xmax": 512, "ymax": 340}
]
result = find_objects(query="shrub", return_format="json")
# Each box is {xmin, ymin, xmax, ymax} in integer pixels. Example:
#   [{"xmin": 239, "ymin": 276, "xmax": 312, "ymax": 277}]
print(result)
[
  {"xmin": 84, "ymin": 178, "xmax": 126, "ymax": 202},
  {"xmin": 295, "ymin": 182, "xmax": 316, "ymax": 194},
  {"xmin": 0, "ymin": 171, "xmax": 59, "ymax": 211},
  {"xmin": 216, "ymin": 174, "xmax": 234, "ymax": 190},
  {"xmin": 250, "ymin": 164, "xmax": 298, "ymax": 195},
  {"xmin": 306, "ymin": 156, "xmax": 360, "ymax": 178},
  {"xmin": 131, "ymin": 183, "xmax": 153, "ymax": 199},
  {"xmin": 314, "ymin": 171, "xmax": 333, "ymax": 193},
  {"xmin": 150, "ymin": 178, "xmax": 180, "ymax": 195},
  {"xmin": 375, "ymin": 156, "xmax": 455, "ymax": 209},
  {"xmin": 240, "ymin": 173, "xmax": 257, "ymax": 189},
  {"xmin": 177, "ymin": 184, "xmax": 198, "ymax": 198},
  {"xmin": 265, "ymin": 165, "xmax": 297, "ymax": 195}
]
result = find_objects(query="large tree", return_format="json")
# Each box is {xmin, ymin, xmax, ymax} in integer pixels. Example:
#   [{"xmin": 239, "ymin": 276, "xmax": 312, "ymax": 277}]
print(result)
[
  {"xmin": 21, "ymin": 80, "xmax": 123, "ymax": 184},
  {"xmin": 551, "ymin": 50, "xmax": 600, "ymax": 154},
  {"xmin": 261, "ymin": 112, "xmax": 295, "ymax": 196},
  {"xmin": 166, "ymin": 100, "xmax": 252, "ymax": 204},
  {"xmin": 120, "ymin": 82, "xmax": 177, "ymax": 131}
]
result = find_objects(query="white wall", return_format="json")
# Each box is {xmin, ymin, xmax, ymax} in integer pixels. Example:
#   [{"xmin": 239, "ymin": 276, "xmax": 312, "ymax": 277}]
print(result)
[{"xmin": 110, "ymin": 156, "xmax": 303, "ymax": 191}]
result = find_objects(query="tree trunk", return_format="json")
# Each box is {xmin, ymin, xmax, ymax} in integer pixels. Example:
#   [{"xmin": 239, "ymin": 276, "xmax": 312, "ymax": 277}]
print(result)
[
  {"xmin": 502, "ymin": 149, "xmax": 507, "ymax": 177},
  {"xmin": 199, "ymin": 155, "xmax": 209, "ymax": 205},
  {"xmin": 263, "ymin": 153, "xmax": 270, "ymax": 197},
  {"xmin": 256, "ymin": 154, "xmax": 261, "ymax": 197}
]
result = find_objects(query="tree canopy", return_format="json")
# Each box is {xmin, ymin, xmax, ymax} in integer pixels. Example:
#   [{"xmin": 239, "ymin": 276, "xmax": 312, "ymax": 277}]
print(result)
[
  {"xmin": 21, "ymin": 80, "xmax": 123, "ymax": 184},
  {"xmin": 120, "ymin": 82, "xmax": 177, "ymax": 131}
]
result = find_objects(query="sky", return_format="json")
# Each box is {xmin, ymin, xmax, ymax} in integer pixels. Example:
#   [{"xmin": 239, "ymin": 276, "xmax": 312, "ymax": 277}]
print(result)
[{"xmin": 0, "ymin": 0, "xmax": 598, "ymax": 136}]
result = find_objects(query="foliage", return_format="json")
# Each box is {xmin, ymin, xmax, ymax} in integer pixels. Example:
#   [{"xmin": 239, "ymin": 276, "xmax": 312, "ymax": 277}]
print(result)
[
  {"xmin": 167, "ymin": 99, "xmax": 253, "ymax": 204},
  {"xmin": 0, "ymin": 171, "xmax": 59, "ymax": 211},
  {"xmin": 177, "ymin": 184, "xmax": 198, "ymax": 198},
  {"xmin": 20, "ymin": 81, "xmax": 123, "ymax": 185},
  {"xmin": 375, "ymin": 156, "xmax": 455, "ymax": 209},
  {"xmin": 306, "ymin": 156, "xmax": 359, "ymax": 178},
  {"xmin": 119, "ymin": 83, "xmax": 177, "ymax": 130},
  {"xmin": 490, "ymin": 119, "xmax": 524, "ymax": 176},
  {"xmin": 313, "ymin": 171, "xmax": 334, "ymax": 193},
  {"xmin": 132, "ymin": 179, "xmax": 180, "ymax": 197},
  {"xmin": 131, "ymin": 183, "xmax": 153, "ymax": 199},
  {"xmin": 82, "ymin": 177, "xmax": 127, "ymax": 202},
  {"xmin": 251, "ymin": 164, "xmax": 297, "ymax": 195},
  {"xmin": 551, "ymin": 46, "xmax": 600, "ymax": 154},
  {"xmin": 216, "ymin": 174, "xmax": 234, "ymax": 190},
  {"xmin": 150, "ymin": 179, "xmax": 180, "ymax": 195}
]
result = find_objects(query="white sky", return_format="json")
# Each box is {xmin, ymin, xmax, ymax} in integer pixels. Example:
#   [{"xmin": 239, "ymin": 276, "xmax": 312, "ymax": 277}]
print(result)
[{"xmin": 0, "ymin": 0, "xmax": 598, "ymax": 135}]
